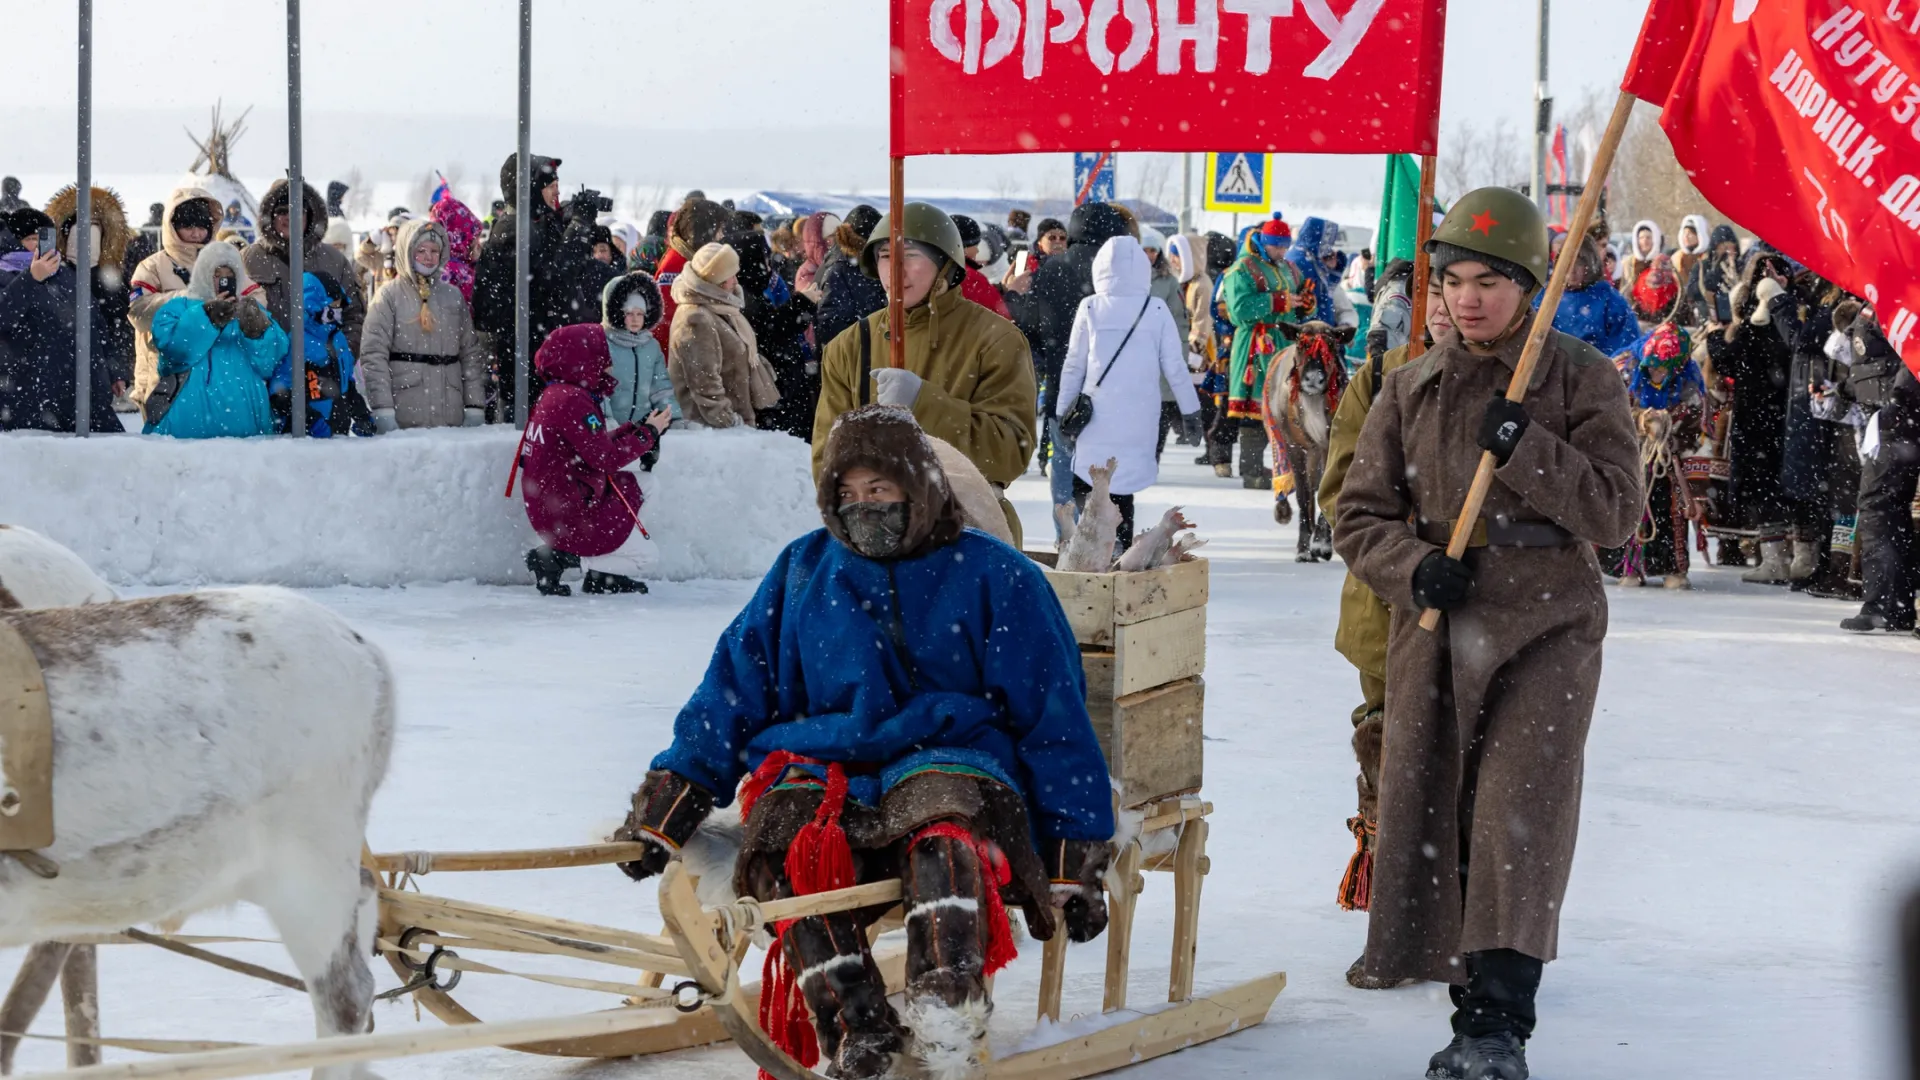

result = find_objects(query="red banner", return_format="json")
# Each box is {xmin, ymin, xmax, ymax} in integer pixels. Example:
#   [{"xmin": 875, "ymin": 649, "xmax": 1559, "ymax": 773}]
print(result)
[
  {"xmin": 1625, "ymin": 0, "xmax": 1920, "ymax": 376},
  {"xmin": 889, "ymin": 0, "xmax": 1449, "ymax": 157}
]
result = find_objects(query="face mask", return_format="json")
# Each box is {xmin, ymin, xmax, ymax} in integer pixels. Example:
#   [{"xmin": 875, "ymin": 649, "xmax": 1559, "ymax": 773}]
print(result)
[
  {"xmin": 837, "ymin": 501, "xmax": 911, "ymax": 559},
  {"xmin": 412, "ymin": 256, "xmax": 440, "ymax": 275}
]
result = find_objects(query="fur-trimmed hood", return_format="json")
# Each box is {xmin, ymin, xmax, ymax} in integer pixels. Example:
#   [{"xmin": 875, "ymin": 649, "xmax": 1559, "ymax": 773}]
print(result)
[
  {"xmin": 183, "ymin": 239, "xmax": 261, "ymax": 302},
  {"xmin": 394, "ymin": 218, "xmax": 451, "ymax": 280},
  {"xmin": 158, "ymin": 185, "xmax": 224, "ymax": 270},
  {"xmin": 602, "ymin": 270, "xmax": 664, "ymax": 331},
  {"xmin": 816, "ymin": 405, "xmax": 965, "ymax": 560},
  {"xmin": 43, "ymin": 185, "xmax": 132, "ymax": 269},
  {"xmin": 256, "ymin": 179, "xmax": 329, "ymax": 260}
]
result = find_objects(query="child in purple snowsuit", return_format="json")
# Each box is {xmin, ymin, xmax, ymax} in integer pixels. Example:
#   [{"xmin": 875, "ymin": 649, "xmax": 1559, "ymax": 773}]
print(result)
[{"xmin": 519, "ymin": 323, "xmax": 670, "ymax": 596}]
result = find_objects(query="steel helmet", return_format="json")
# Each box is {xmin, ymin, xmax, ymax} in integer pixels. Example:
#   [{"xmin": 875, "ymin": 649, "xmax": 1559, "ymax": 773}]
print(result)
[
  {"xmin": 1426, "ymin": 186, "xmax": 1551, "ymax": 295},
  {"xmin": 861, "ymin": 202, "xmax": 967, "ymax": 285}
]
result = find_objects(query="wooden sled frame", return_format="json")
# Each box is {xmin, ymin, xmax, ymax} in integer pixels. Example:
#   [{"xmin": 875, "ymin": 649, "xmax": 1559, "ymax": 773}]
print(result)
[{"xmin": 353, "ymin": 789, "xmax": 1281, "ymax": 1072}]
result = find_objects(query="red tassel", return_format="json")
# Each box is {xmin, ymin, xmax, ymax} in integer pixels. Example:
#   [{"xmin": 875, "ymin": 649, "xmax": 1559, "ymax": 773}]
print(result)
[
  {"xmin": 915, "ymin": 822, "xmax": 1018, "ymax": 977},
  {"xmin": 785, "ymin": 764, "xmax": 855, "ymax": 896},
  {"xmin": 1337, "ymin": 814, "xmax": 1374, "ymax": 912},
  {"xmin": 757, "ymin": 937, "xmax": 818, "ymax": 1080}
]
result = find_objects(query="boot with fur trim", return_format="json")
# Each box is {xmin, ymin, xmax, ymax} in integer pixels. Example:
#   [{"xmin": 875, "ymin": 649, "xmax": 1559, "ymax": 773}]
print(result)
[
  {"xmin": 1788, "ymin": 540, "xmax": 1818, "ymax": 582},
  {"xmin": 1741, "ymin": 540, "xmax": 1790, "ymax": 585},
  {"xmin": 902, "ymin": 828, "xmax": 996, "ymax": 1080}
]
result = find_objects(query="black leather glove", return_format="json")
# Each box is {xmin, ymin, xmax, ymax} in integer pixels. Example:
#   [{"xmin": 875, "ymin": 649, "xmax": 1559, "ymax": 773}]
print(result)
[
  {"xmin": 1180, "ymin": 414, "xmax": 1204, "ymax": 445},
  {"xmin": 1477, "ymin": 394, "xmax": 1530, "ymax": 466},
  {"xmin": 612, "ymin": 770, "xmax": 714, "ymax": 882},
  {"xmin": 235, "ymin": 302, "xmax": 272, "ymax": 340},
  {"xmin": 202, "ymin": 298, "xmax": 237, "ymax": 328},
  {"xmin": 1044, "ymin": 838, "xmax": 1112, "ymax": 943},
  {"xmin": 1411, "ymin": 550, "xmax": 1473, "ymax": 612}
]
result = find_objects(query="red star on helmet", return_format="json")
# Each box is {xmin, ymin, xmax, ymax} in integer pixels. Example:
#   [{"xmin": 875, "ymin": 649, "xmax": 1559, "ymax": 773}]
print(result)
[{"xmin": 1469, "ymin": 210, "xmax": 1500, "ymax": 235}]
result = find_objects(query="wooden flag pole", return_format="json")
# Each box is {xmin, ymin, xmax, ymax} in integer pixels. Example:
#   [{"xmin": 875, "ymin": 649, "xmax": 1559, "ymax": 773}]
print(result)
[
  {"xmin": 888, "ymin": 156, "xmax": 906, "ymax": 369},
  {"xmin": 1407, "ymin": 153, "xmax": 1439, "ymax": 362},
  {"xmin": 1416, "ymin": 90, "xmax": 1637, "ymax": 633}
]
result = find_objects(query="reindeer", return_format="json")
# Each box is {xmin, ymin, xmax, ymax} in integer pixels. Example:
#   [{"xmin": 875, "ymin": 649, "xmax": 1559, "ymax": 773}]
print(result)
[
  {"xmin": 1263, "ymin": 321, "xmax": 1355, "ymax": 562},
  {"xmin": 0, "ymin": 530, "xmax": 393, "ymax": 1080}
]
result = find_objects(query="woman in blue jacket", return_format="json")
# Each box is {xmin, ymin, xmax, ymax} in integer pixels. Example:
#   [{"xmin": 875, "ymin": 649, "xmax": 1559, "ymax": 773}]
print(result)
[
  {"xmin": 614, "ymin": 405, "xmax": 1114, "ymax": 1080},
  {"xmin": 144, "ymin": 242, "xmax": 287, "ymax": 439}
]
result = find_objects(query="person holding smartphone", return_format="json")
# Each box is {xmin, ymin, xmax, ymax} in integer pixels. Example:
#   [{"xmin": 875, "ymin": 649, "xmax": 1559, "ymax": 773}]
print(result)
[
  {"xmin": 142, "ymin": 241, "xmax": 285, "ymax": 439},
  {"xmin": 0, "ymin": 206, "xmax": 124, "ymax": 433}
]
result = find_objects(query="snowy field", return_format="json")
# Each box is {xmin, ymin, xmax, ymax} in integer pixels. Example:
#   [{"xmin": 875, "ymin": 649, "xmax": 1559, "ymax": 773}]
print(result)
[{"xmin": 5, "ymin": 453, "xmax": 1918, "ymax": 1079}]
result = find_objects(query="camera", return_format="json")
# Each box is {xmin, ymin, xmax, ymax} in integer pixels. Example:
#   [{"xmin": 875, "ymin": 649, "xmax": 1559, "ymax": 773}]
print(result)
[{"xmin": 570, "ymin": 188, "xmax": 614, "ymax": 222}]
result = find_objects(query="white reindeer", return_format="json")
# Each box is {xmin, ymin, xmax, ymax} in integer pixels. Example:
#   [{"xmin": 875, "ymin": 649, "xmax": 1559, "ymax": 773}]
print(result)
[{"xmin": 0, "ymin": 537, "xmax": 394, "ymax": 1079}]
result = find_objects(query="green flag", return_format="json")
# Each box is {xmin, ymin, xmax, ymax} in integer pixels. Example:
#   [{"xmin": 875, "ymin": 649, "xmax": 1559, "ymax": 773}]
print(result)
[{"xmin": 1375, "ymin": 154, "xmax": 1423, "ymax": 265}]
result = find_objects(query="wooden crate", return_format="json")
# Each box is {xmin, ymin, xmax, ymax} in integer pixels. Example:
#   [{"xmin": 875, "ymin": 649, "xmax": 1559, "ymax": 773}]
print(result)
[{"xmin": 1032, "ymin": 556, "xmax": 1209, "ymax": 808}]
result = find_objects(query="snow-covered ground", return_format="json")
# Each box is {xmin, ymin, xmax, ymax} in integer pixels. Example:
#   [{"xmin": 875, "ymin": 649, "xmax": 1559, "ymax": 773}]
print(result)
[{"xmin": 5, "ymin": 453, "xmax": 1918, "ymax": 1079}]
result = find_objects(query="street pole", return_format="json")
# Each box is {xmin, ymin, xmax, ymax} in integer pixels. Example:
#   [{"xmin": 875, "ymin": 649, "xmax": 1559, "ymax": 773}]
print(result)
[
  {"xmin": 1531, "ymin": 0, "xmax": 1551, "ymax": 212},
  {"xmin": 1180, "ymin": 153, "xmax": 1192, "ymax": 233},
  {"xmin": 287, "ymin": 0, "xmax": 305, "ymax": 437},
  {"xmin": 515, "ymin": 0, "xmax": 532, "ymax": 428},
  {"xmin": 74, "ymin": 0, "xmax": 92, "ymax": 437}
]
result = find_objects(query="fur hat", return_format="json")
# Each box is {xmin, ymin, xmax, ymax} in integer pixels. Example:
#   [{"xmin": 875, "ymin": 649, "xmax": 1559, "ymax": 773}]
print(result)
[
  {"xmin": 322, "ymin": 217, "xmax": 353, "ymax": 248},
  {"xmin": 689, "ymin": 241, "xmax": 739, "ymax": 284},
  {"xmin": 816, "ymin": 405, "xmax": 966, "ymax": 560}
]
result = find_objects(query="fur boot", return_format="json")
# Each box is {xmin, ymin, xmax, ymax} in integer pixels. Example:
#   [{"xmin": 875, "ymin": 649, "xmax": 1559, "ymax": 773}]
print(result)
[
  {"xmin": 1662, "ymin": 572, "xmax": 1691, "ymax": 590},
  {"xmin": 1311, "ymin": 518, "xmax": 1334, "ymax": 562},
  {"xmin": 1741, "ymin": 540, "xmax": 1791, "ymax": 585},
  {"xmin": 902, "ymin": 827, "xmax": 997, "ymax": 1080},
  {"xmin": 1788, "ymin": 540, "xmax": 1818, "ymax": 582}
]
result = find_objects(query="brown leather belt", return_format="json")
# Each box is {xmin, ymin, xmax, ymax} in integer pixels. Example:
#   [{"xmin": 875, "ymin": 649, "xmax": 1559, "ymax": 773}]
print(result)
[{"xmin": 1415, "ymin": 517, "xmax": 1574, "ymax": 548}]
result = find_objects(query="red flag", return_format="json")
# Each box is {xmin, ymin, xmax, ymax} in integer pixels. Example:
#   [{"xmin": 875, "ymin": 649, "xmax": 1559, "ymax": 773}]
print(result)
[
  {"xmin": 1625, "ymin": 0, "xmax": 1920, "ymax": 376},
  {"xmin": 1547, "ymin": 124, "xmax": 1570, "ymax": 229},
  {"xmin": 890, "ymin": 0, "xmax": 1449, "ymax": 156}
]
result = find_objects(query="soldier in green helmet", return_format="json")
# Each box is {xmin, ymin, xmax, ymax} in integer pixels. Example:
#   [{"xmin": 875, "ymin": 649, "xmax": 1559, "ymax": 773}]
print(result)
[
  {"xmin": 811, "ymin": 202, "xmax": 1036, "ymax": 544},
  {"xmin": 1332, "ymin": 187, "xmax": 1643, "ymax": 1080}
]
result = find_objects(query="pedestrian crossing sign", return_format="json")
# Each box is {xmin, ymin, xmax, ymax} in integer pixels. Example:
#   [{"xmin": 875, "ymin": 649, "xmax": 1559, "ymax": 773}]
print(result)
[{"xmin": 1203, "ymin": 153, "xmax": 1272, "ymax": 212}]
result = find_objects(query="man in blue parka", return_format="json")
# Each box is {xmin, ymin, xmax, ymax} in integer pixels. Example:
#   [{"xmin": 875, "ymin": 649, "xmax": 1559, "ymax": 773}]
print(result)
[{"xmin": 614, "ymin": 405, "xmax": 1114, "ymax": 1080}]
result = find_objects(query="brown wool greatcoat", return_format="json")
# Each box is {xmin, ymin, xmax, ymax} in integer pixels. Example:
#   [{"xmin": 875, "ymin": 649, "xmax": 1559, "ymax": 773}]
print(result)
[{"xmin": 1332, "ymin": 313, "xmax": 1642, "ymax": 984}]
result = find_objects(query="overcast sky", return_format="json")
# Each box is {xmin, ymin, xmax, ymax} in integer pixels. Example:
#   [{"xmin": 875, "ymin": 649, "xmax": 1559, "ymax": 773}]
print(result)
[{"xmin": 2, "ymin": 0, "xmax": 1653, "ymax": 214}]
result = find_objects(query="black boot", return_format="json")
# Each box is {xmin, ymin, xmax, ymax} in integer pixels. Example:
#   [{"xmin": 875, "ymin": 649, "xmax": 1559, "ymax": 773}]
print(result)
[
  {"xmin": 1425, "ymin": 1034, "xmax": 1467, "ymax": 1080},
  {"xmin": 525, "ymin": 547, "xmax": 577, "ymax": 597},
  {"xmin": 1445, "ymin": 949, "xmax": 1539, "ymax": 1079},
  {"xmin": 1461, "ymin": 1031, "xmax": 1528, "ymax": 1080},
  {"xmin": 582, "ymin": 570, "xmax": 649, "ymax": 595}
]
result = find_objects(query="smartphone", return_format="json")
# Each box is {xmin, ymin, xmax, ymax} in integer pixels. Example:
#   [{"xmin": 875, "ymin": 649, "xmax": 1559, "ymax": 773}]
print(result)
[
  {"xmin": 1014, "ymin": 250, "xmax": 1033, "ymax": 276},
  {"xmin": 36, "ymin": 227, "xmax": 57, "ymax": 255}
]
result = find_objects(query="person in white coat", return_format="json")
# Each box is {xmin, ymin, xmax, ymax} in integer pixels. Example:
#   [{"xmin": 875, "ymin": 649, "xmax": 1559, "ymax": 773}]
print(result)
[{"xmin": 1054, "ymin": 235, "xmax": 1202, "ymax": 547}]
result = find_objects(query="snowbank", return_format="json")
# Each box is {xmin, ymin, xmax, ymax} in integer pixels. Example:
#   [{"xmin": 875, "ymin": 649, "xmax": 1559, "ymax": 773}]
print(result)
[{"xmin": 0, "ymin": 426, "xmax": 820, "ymax": 587}]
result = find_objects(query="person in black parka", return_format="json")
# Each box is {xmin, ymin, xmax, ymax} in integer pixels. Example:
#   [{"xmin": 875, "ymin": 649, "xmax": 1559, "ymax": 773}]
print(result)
[
  {"xmin": 0, "ymin": 214, "xmax": 122, "ymax": 433},
  {"xmin": 729, "ymin": 222, "xmax": 820, "ymax": 441},
  {"xmin": 471, "ymin": 152, "xmax": 599, "ymax": 423}
]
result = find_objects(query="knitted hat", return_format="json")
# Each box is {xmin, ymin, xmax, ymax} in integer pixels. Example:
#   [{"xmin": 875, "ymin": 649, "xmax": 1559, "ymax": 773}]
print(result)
[
  {"xmin": 1259, "ymin": 218, "xmax": 1292, "ymax": 240},
  {"xmin": 844, "ymin": 204, "xmax": 883, "ymax": 241},
  {"xmin": 1034, "ymin": 217, "xmax": 1066, "ymax": 237},
  {"xmin": 689, "ymin": 241, "xmax": 739, "ymax": 284},
  {"xmin": 169, "ymin": 199, "xmax": 215, "ymax": 233},
  {"xmin": 1429, "ymin": 240, "xmax": 1537, "ymax": 294},
  {"xmin": 951, "ymin": 214, "xmax": 982, "ymax": 248},
  {"xmin": 322, "ymin": 218, "xmax": 353, "ymax": 247}
]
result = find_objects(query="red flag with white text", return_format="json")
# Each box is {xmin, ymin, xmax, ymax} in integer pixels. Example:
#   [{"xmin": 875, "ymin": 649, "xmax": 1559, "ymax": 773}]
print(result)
[
  {"xmin": 1624, "ymin": 0, "xmax": 1920, "ymax": 375},
  {"xmin": 889, "ymin": 0, "xmax": 1450, "ymax": 156}
]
